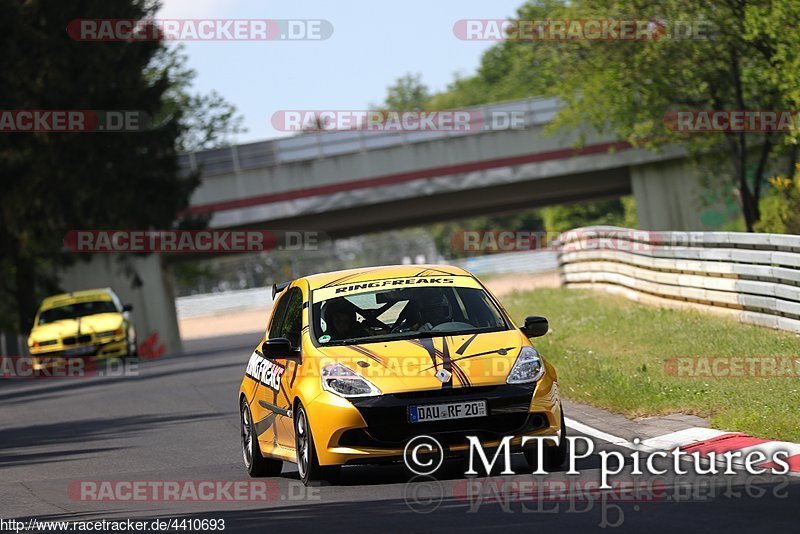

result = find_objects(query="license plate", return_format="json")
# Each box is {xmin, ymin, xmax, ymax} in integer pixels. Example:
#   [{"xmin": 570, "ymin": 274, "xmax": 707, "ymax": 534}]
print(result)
[
  {"xmin": 63, "ymin": 345, "xmax": 94, "ymax": 357},
  {"xmin": 409, "ymin": 400, "xmax": 488, "ymax": 423}
]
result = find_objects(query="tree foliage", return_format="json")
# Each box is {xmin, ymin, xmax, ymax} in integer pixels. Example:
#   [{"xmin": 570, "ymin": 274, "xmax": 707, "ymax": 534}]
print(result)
[
  {"xmin": 397, "ymin": 0, "xmax": 800, "ymax": 232},
  {"xmin": 0, "ymin": 0, "xmax": 242, "ymax": 332}
]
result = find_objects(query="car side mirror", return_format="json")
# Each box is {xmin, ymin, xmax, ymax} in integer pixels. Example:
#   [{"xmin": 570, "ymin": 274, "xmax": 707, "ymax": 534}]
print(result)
[
  {"xmin": 261, "ymin": 337, "xmax": 300, "ymax": 360},
  {"xmin": 520, "ymin": 316, "xmax": 548, "ymax": 338},
  {"xmin": 122, "ymin": 304, "xmax": 133, "ymax": 312}
]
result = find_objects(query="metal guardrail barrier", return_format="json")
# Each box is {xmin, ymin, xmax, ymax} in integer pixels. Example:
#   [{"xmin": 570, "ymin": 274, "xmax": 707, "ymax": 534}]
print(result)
[
  {"xmin": 453, "ymin": 250, "xmax": 559, "ymax": 275},
  {"xmin": 175, "ymin": 250, "xmax": 559, "ymax": 318},
  {"xmin": 176, "ymin": 287, "xmax": 273, "ymax": 319},
  {"xmin": 179, "ymin": 96, "xmax": 562, "ymax": 177},
  {"xmin": 556, "ymin": 226, "xmax": 800, "ymax": 334}
]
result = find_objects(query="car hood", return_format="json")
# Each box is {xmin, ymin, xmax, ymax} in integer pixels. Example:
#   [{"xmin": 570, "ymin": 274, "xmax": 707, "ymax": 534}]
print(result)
[
  {"xmin": 315, "ymin": 329, "xmax": 526, "ymax": 393},
  {"xmin": 29, "ymin": 313, "xmax": 124, "ymax": 342}
]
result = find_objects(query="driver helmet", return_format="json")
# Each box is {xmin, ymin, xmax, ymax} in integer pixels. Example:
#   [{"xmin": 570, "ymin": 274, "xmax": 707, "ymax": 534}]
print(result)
[
  {"xmin": 324, "ymin": 299, "xmax": 356, "ymax": 337},
  {"xmin": 419, "ymin": 289, "xmax": 452, "ymax": 325}
]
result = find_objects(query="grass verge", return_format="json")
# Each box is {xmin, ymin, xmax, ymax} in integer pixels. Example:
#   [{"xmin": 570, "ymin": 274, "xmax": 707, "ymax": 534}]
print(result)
[{"xmin": 502, "ymin": 288, "xmax": 800, "ymax": 442}]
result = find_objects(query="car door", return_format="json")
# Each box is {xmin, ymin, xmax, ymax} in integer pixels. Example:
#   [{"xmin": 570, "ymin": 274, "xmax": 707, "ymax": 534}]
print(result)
[
  {"xmin": 249, "ymin": 287, "xmax": 291, "ymax": 455},
  {"xmin": 252, "ymin": 285, "xmax": 303, "ymax": 454}
]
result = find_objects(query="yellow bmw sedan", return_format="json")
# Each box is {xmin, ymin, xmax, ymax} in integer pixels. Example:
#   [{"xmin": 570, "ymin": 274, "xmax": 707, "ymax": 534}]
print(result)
[
  {"xmin": 238, "ymin": 265, "xmax": 565, "ymax": 484},
  {"xmin": 28, "ymin": 288, "xmax": 137, "ymax": 363}
]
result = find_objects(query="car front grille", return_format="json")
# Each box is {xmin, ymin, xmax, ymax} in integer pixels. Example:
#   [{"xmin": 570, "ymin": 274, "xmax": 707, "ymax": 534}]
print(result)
[{"xmin": 62, "ymin": 334, "xmax": 92, "ymax": 346}]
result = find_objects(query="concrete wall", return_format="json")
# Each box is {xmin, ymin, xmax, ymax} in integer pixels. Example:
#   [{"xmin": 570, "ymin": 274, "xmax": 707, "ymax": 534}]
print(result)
[
  {"xmin": 631, "ymin": 159, "xmax": 705, "ymax": 231},
  {"xmin": 58, "ymin": 254, "xmax": 182, "ymax": 356}
]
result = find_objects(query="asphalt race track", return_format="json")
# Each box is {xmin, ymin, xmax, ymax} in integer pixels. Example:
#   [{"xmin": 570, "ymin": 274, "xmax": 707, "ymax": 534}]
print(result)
[{"xmin": 2, "ymin": 334, "xmax": 798, "ymax": 533}]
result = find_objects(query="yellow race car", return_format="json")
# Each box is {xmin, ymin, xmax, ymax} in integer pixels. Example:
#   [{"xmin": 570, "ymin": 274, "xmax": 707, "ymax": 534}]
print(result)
[
  {"xmin": 28, "ymin": 288, "xmax": 137, "ymax": 366},
  {"xmin": 238, "ymin": 265, "xmax": 565, "ymax": 484}
]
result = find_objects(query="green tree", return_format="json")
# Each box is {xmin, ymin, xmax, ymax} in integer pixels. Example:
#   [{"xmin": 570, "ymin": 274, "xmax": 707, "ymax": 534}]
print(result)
[
  {"xmin": 149, "ymin": 45, "xmax": 246, "ymax": 151},
  {"xmin": 0, "ymin": 0, "xmax": 241, "ymax": 333},
  {"xmin": 383, "ymin": 73, "xmax": 431, "ymax": 110},
  {"xmin": 424, "ymin": 0, "xmax": 800, "ymax": 231},
  {"xmin": 754, "ymin": 165, "xmax": 800, "ymax": 234},
  {"xmin": 540, "ymin": 197, "xmax": 637, "ymax": 232},
  {"xmin": 528, "ymin": 0, "xmax": 799, "ymax": 231}
]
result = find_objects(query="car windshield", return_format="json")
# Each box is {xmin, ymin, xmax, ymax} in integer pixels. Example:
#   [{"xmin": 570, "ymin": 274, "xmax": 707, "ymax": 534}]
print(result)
[
  {"xmin": 311, "ymin": 285, "xmax": 509, "ymax": 346},
  {"xmin": 37, "ymin": 300, "xmax": 118, "ymax": 325}
]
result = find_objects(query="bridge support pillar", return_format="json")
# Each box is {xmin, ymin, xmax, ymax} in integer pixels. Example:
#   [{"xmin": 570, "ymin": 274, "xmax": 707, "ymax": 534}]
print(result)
[{"xmin": 630, "ymin": 159, "xmax": 705, "ymax": 231}]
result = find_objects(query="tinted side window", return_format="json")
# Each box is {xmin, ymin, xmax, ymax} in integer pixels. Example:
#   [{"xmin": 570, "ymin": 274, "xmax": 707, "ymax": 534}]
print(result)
[
  {"xmin": 279, "ymin": 288, "xmax": 303, "ymax": 348},
  {"xmin": 268, "ymin": 291, "xmax": 290, "ymax": 339}
]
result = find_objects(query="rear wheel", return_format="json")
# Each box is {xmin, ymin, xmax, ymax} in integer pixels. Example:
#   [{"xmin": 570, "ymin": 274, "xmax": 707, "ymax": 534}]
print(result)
[
  {"xmin": 295, "ymin": 403, "xmax": 340, "ymax": 485},
  {"xmin": 241, "ymin": 400, "xmax": 283, "ymax": 477},
  {"xmin": 523, "ymin": 406, "xmax": 568, "ymax": 471}
]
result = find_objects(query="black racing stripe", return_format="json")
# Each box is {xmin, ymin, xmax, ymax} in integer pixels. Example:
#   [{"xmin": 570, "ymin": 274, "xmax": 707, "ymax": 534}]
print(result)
[
  {"xmin": 451, "ymin": 362, "xmax": 470, "ymax": 387},
  {"xmin": 319, "ymin": 268, "xmax": 382, "ymax": 288},
  {"xmin": 416, "ymin": 338, "xmax": 439, "ymax": 371},
  {"xmin": 258, "ymin": 400, "xmax": 291, "ymax": 417},
  {"xmin": 456, "ymin": 333, "xmax": 478, "ymax": 355},
  {"xmin": 348, "ymin": 345, "xmax": 383, "ymax": 365},
  {"xmin": 450, "ymin": 346, "xmax": 517, "ymax": 366},
  {"xmin": 409, "ymin": 338, "xmax": 445, "ymax": 359},
  {"xmin": 439, "ymin": 338, "xmax": 453, "ymax": 389},
  {"xmin": 289, "ymin": 360, "xmax": 300, "ymax": 388},
  {"xmin": 448, "ymin": 344, "xmax": 471, "ymax": 387},
  {"xmin": 254, "ymin": 413, "xmax": 277, "ymax": 436},
  {"xmin": 318, "ymin": 272, "xmax": 361, "ymax": 288},
  {"xmin": 419, "ymin": 346, "xmax": 516, "ymax": 372},
  {"xmin": 426, "ymin": 267, "xmax": 459, "ymax": 275}
]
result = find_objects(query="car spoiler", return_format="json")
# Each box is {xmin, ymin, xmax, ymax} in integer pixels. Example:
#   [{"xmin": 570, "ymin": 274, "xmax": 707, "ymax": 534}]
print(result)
[{"xmin": 272, "ymin": 281, "xmax": 291, "ymax": 299}]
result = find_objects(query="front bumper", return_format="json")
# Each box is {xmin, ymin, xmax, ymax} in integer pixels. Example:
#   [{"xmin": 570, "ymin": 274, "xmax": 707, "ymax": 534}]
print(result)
[
  {"xmin": 29, "ymin": 337, "xmax": 128, "ymax": 363},
  {"xmin": 306, "ymin": 376, "xmax": 562, "ymax": 466}
]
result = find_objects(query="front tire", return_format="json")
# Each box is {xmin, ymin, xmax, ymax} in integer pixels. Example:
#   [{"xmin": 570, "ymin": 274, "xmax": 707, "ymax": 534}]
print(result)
[
  {"xmin": 124, "ymin": 334, "xmax": 137, "ymax": 358},
  {"xmin": 241, "ymin": 400, "xmax": 283, "ymax": 477},
  {"xmin": 294, "ymin": 403, "xmax": 340, "ymax": 485}
]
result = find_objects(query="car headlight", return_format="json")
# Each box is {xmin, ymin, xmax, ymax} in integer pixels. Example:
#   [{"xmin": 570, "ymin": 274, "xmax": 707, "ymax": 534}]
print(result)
[
  {"xmin": 321, "ymin": 363, "xmax": 382, "ymax": 398},
  {"xmin": 29, "ymin": 339, "xmax": 57, "ymax": 348},
  {"xmin": 506, "ymin": 346, "xmax": 545, "ymax": 384},
  {"xmin": 97, "ymin": 328, "xmax": 123, "ymax": 337}
]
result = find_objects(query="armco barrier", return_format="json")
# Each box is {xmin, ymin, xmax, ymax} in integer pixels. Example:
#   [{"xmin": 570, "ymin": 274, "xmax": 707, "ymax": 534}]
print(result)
[
  {"xmin": 556, "ymin": 226, "xmax": 800, "ymax": 334},
  {"xmin": 453, "ymin": 250, "xmax": 558, "ymax": 275}
]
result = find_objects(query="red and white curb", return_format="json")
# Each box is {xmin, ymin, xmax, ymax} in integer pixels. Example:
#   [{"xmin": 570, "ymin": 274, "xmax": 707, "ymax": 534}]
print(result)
[{"xmin": 566, "ymin": 418, "xmax": 800, "ymax": 475}]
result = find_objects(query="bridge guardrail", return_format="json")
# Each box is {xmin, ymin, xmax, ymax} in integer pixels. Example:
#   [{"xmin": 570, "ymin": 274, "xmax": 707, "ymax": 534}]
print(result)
[
  {"xmin": 556, "ymin": 226, "xmax": 800, "ymax": 334},
  {"xmin": 179, "ymin": 96, "xmax": 561, "ymax": 177}
]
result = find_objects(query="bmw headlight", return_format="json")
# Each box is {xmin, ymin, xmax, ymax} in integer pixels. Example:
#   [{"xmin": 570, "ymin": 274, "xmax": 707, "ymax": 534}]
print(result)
[
  {"xmin": 321, "ymin": 363, "xmax": 382, "ymax": 398},
  {"xmin": 506, "ymin": 346, "xmax": 545, "ymax": 384}
]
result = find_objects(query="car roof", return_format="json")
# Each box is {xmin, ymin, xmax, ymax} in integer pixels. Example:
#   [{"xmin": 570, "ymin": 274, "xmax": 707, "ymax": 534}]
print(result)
[
  {"xmin": 39, "ymin": 288, "xmax": 116, "ymax": 310},
  {"xmin": 301, "ymin": 264, "xmax": 473, "ymax": 290}
]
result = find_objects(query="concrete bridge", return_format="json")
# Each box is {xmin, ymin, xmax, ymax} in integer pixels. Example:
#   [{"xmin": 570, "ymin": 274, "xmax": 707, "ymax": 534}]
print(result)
[
  {"xmin": 60, "ymin": 96, "xmax": 708, "ymax": 354},
  {"xmin": 179, "ymin": 97, "xmax": 702, "ymax": 235}
]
